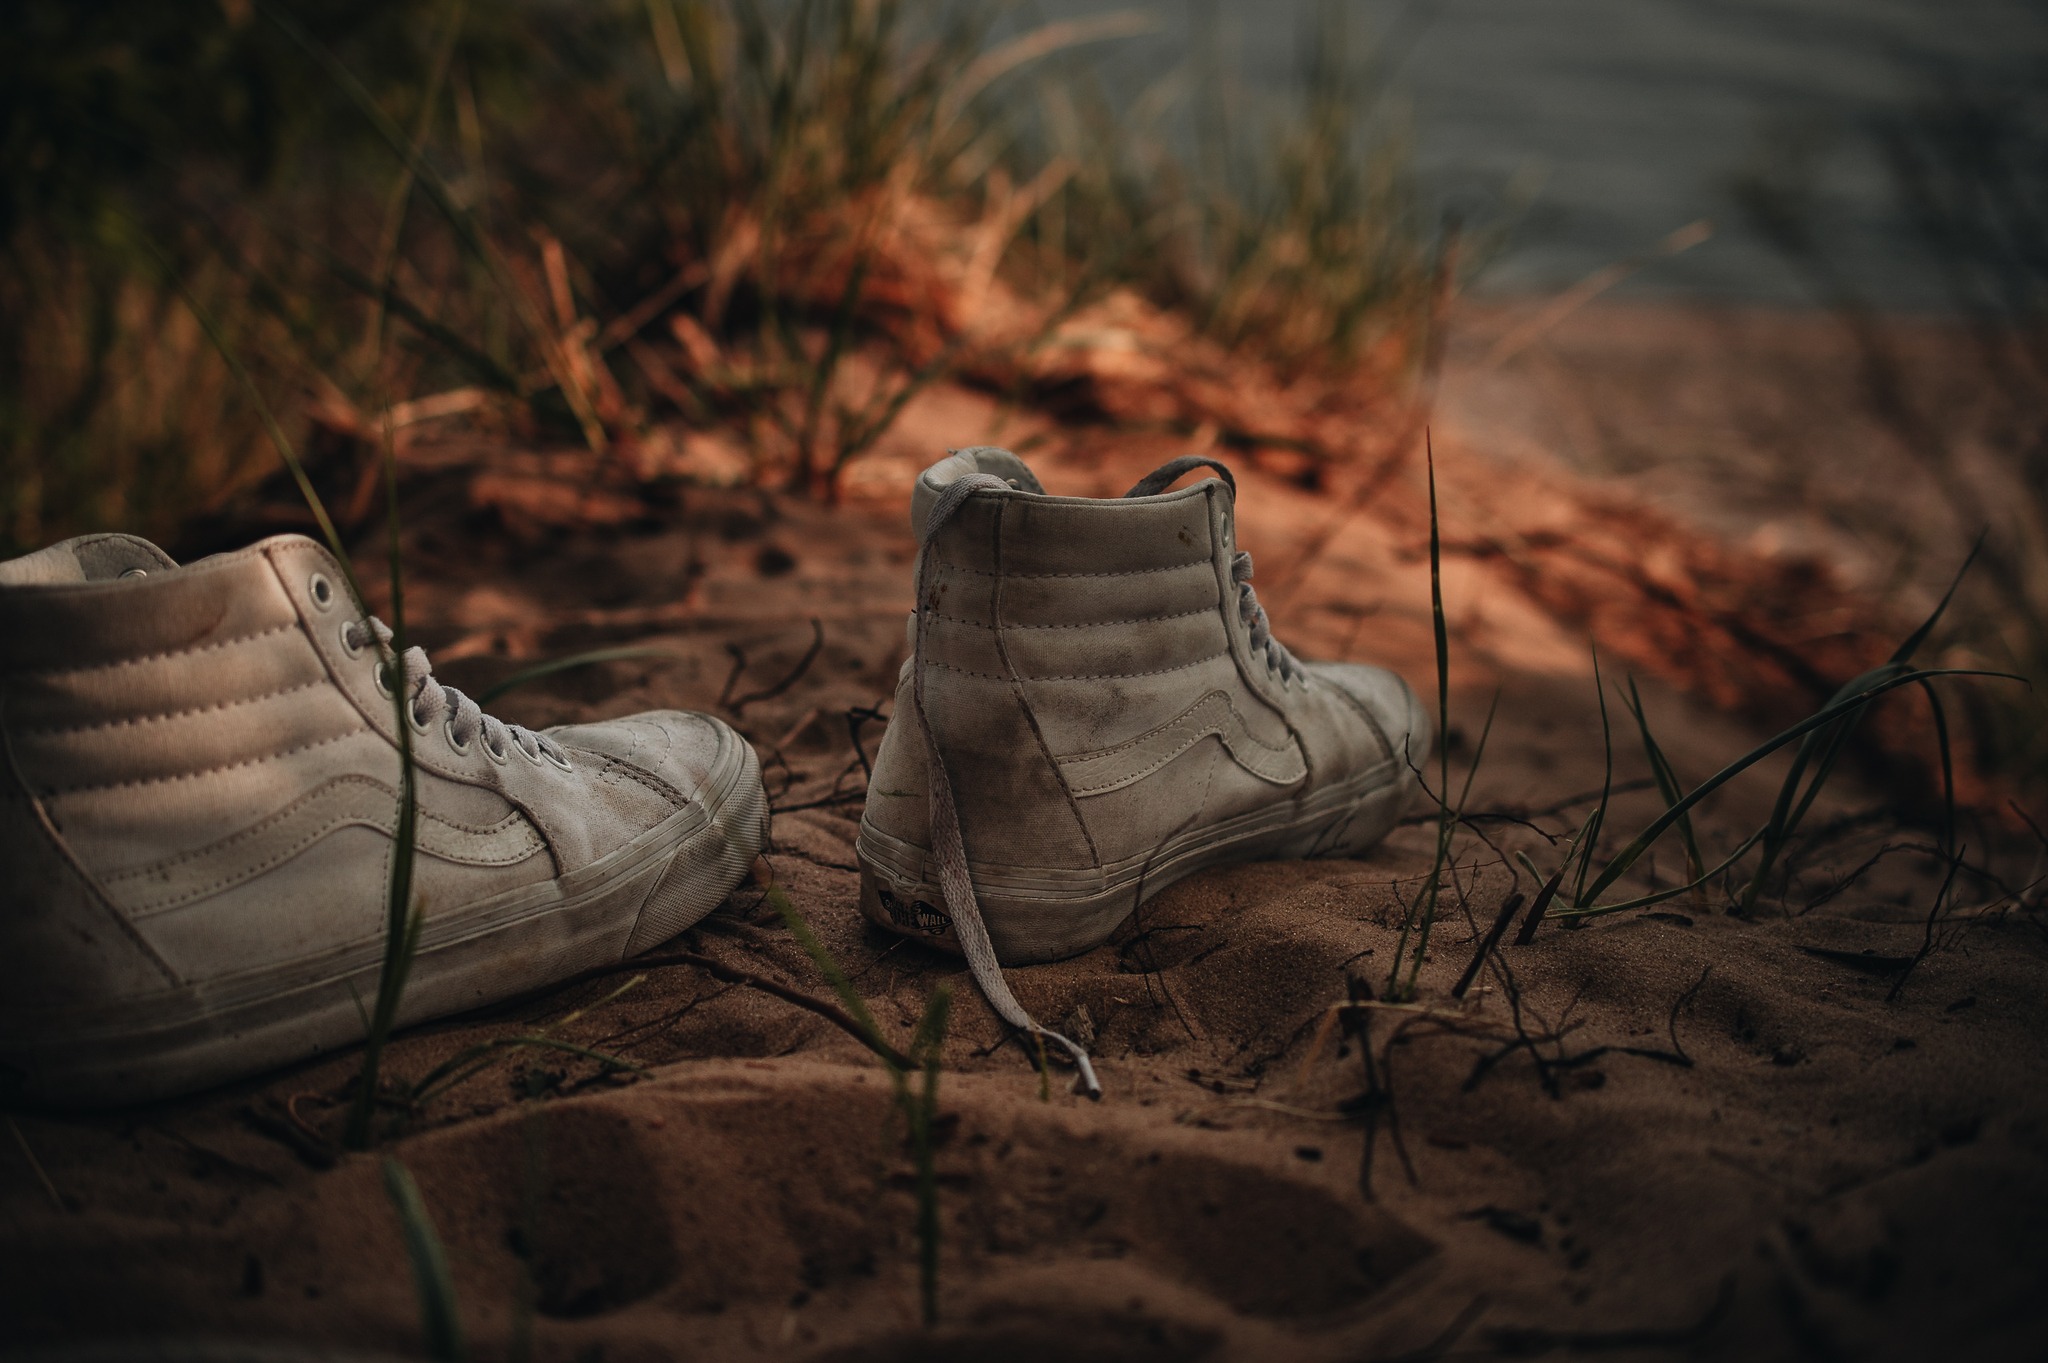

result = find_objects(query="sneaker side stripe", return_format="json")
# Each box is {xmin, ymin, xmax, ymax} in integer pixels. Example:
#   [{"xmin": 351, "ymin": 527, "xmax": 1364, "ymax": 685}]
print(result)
[
  {"xmin": 101, "ymin": 773, "xmax": 547, "ymax": 916},
  {"xmin": 1056, "ymin": 689, "xmax": 1309, "ymax": 795}
]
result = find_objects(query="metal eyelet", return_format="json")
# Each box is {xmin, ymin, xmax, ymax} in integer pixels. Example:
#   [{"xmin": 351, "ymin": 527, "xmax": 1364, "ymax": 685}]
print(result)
[
  {"xmin": 339, "ymin": 621, "xmax": 363, "ymax": 658},
  {"xmin": 541, "ymin": 746, "xmax": 573, "ymax": 773},
  {"xmin": 443, "ymin": 719, "xmax": 472, "ymax": 756},
  {"xmin": 481, "ymin": 735, "xmax": 511, "ymax": 766},
  {"xmin": 119, "ymin": 567, "xmax": 149, "ymax": 581},
  {"xmin": 309, "ymin": 572, "xmax": 335, "ymax": 611},
  {"xmin": 406, "ymin": 700, "xmax": 432, "ymax": 737},
  {"xmin": 373, "ymin": 661, "xmax": 395, "ymax": 699}
]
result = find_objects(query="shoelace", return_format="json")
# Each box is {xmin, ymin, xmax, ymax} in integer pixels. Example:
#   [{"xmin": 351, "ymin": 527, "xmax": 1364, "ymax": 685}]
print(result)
[
  {"xmin": 911, "ymin": 454, "xmax": 1285, "ymax": 1099},
  {"xmin": 343, "ymin": 617, "xmax": 569, "ymax": 766},
  {"xmin": 1124, "ymin": 453, "xmax": 1298, "ymax": 682},
  {"xmin": 914, "ymin": 472, "xmax": 1101, "ymax": 1097},
  {"xmin": 1231, "ymin": 549, "xmax": 1299, "ymax": 684}
]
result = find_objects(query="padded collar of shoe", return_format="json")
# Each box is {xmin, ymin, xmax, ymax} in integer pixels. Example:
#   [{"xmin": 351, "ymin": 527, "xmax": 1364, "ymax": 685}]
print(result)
[
  {"xmin": 911, "ymin": 446, "xmax": 1045, "ymax": 539},
  {"xmin": 0, "ymin": 533, "xmax": 180, "ymax": 587}
]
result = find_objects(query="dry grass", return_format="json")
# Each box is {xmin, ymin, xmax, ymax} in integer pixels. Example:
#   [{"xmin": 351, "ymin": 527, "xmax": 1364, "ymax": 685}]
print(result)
[{"xmin": 1, "ymin": 0, "xmax": 1437, "ymax": 548}]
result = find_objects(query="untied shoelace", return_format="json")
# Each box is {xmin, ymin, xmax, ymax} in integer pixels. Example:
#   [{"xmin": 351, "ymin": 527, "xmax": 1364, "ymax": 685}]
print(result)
[{"xmin": 910, "ymin": 454, "xmax": 1295, "ymax": 1098}]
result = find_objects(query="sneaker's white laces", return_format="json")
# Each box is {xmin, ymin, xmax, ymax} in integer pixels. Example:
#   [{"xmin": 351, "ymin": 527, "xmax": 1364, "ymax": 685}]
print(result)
[
  {"xmin": 1230, "ymin": 549, "xmax": 1299, "ymax": 683},
  {"xmin": 343, "ymin": 617, "xmax": 568, "ymax": 766},
  {"xmin": 914, "ymin": 472, "xmax": 1101, "ymax": 1098},
  {"xmin": 1125, "ymin": 454, "xmax": 1298, "ymax": 681},
  {"xmin": 910, "ymin": 454, "xmax": 1280, "ymax": 1099}
]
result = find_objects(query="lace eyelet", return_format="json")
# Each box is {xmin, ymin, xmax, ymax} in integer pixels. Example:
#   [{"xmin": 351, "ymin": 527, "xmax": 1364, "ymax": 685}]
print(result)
[
  {"xmin": 443, "ymin": 719, "xmax": 472, "ymax": 756},
  {"xmin": 481, "ymin": 735, "xmax": 510, "ymax": 766},
  {"xmin": 541, "ymin": 747, "xmax": 573, "ymax": 773},
  {"xmin": 309, "ymin": 573, "xmax": 335, "ymax": 611},
  {"xmin": 406, "ymin": 701, "xmax": 432, "ymax": 737},
  {"xmin": 373, "ymin": 661, "xmax": 395, "ymax": 699},
  {"xmin": 339, "ymin": 621, "xmax": 363, "ymax": 658},
  {"xmin": 119, "ymin": 567, "xmax": 149, "ymax": 581}
]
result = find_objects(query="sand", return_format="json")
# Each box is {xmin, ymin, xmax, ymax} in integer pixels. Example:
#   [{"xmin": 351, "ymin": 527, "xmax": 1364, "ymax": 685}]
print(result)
[{"xmin": 3, "ymin": 302, "xmax": 2045, "ymax": 1362}]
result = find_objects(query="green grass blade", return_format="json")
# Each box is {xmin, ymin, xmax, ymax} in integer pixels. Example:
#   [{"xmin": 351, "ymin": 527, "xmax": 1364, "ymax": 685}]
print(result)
[
  {"xmin": 1572, "ymin": 643, "xmax": 1614, "ymax": 906},
  {"xmin": 1512, "ymin": 855, "xmax": 1571, "ymax": 945},
  {"xmin": 1889, "ymin": 532, "xmax": 1984, "ymax": 665},
  {"xmin": 1737, "ymin": 662, "xmax": 1905, "ymax": 913},
  {"xmin": 125, "ymin": 222, "xmax": 356, "ymax": 589},
  {"xmin": 1388, "ymin": 433, "xmax": 1451, "ymax": 999},
  {"xmin": 348, "ymin": 896, "xmax": 424, "ymax": 1146},
  {"xmin": 1578, "ymin": 668, "xmax": 2017, "ymax": 908},
  {"xmin": 1553, "ymin": 825, "xmax": 1768, "ymax": 920},
  {"xmin": 1730, "ymin": 536, "xmax": 1983, "ymax": 914},
  {"xmin": 767, "ymin": 885, "xmax": 897, "ymax": 1072},
  {"xmin": 1402, "ymin": 687, "xmax": 1498, "ymax": 996},
  {"xmin": 1918, "ymin": 678, "xmax": 1957, "ymax": 863},
  {"xmin": 261, "ymin": 3, "xmax": 608, "ymax": 451},
  {"xmin": 1623, "ymin": 676, "xmax": 1704, "ymax": 885},
  {"xmin": 408, "ymin": 974, "xmax": 648, "ymax": 1103},
  {"xmin": 135, "ymin": 215, "xmax": 423, "ymax": 1150},
  {"xmin": 381, "ymin": 1158, "xmax": 468, "ymax": 1363}
]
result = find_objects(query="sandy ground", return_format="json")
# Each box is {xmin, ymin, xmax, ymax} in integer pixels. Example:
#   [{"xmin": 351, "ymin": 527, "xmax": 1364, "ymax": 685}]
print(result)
[{"xmin": 3, "ymin": 302, "xmax": 2045, "ymax": 1362}]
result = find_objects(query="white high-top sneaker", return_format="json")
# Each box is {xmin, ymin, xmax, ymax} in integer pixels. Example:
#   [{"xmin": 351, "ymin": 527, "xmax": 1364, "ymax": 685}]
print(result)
[
  {"xmin": 857, "ymin": 450, "xmax": 1430, "ymax": 1091},
  {"xmin": 0, "ymin": 532, "xmax": 769, "ymax": 1106}
]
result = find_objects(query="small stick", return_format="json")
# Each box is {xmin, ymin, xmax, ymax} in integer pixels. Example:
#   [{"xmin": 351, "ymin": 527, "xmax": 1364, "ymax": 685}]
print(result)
[
  {"xmin": 5, "ymin": 1115, "xmax": 65, "ymax": 1212},
  {"xmin": 554, "ymin": 949, "xmax": 913, "ymax": 1070},
  {"xmin": 1452, "ymin": 891, "xmax": 1524, "ymax": 999},
  {"xmin": 727, "ymin": 619, "xmax": 826, "ymax": 716}
]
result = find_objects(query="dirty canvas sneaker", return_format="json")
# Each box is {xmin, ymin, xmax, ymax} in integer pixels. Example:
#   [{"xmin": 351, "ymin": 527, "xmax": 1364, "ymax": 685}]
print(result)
[
  {"xmin": 856, "ymin": 449, "xmax": 1431, "ymax": 1092},
  {"xmin": 0, "ymin": 532, "xmax": 769, "ymax": 1106}
]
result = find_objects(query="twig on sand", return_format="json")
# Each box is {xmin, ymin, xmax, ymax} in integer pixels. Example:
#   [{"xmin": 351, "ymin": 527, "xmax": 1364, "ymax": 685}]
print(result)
[
  {"xmin": 554, "ymin": 948, "xmax": 914, "ymax": 1070},
  {"xmin": 1464, "ymin": 958, "xmax": 1699, "ymax": 1096},
  {"xmin": 1667, "ymin": 965, "xmax": 1711, "ymax": 1064},
  {"xmin": 241, "ymin": 1099, "xmax": 341, "ymax": 1170},
  {"xmin": 720, "ymin": 618, "xmax": 826, "ymax": 716},
  {"xmin": 5, "ymin": 1115, "xmax": 65, "ymax": 1212},
  {"xmin": 1381, "ymin": 1295, "xmax": 1490, "ymax": 1363},
  {"xmin": 1888, "ymin": 848, "xmax": 1967, "ymax": 1003},
  {"xmin": 846, "ymin": 702, "xmax": 889, "ymax": 784}
]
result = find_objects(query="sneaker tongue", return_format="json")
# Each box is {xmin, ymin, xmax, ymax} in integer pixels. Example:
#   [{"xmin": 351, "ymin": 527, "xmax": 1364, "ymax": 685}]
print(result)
[{"xmin": 1124, "ymin": 454, "xmax": 1237, "ymax": 499}]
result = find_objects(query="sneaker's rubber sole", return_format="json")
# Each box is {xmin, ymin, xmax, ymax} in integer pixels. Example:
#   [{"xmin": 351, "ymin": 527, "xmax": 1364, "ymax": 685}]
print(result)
[
  {"xmin": 0, "ymin": 728, "xmax": 768, "ymax": 1109},
  {"xmin": 856, "ymin": 757, "xmax": 1414, "ymax": 965}
]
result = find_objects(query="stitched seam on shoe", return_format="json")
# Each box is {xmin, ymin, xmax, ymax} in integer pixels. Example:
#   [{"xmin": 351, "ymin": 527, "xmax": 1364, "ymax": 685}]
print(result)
[
  {"xmin": 105, "ymin": 775, "xmax": 534, "ymax": 876},
  {"xmin": 1062, "ymin": 697, "xmax": 1299, "ymax": 763},
  {"xmin": 929, "ymin": 559, "xmax": 1210, "ymax": 581},
  {"xmin": 1318, "ymin": 674, "xmax": 1397, "ymax": 762},
  {"xmin": 1064, "ymin": 730, "xmax": 1210, "ymax": 795},
  {"xmin": 27, "ymin": 622, "xmax": 299, "ymax": 678},
  {"xmin": 590, "ymin": 753, "xmax": 689, "ymax": 810},
  {"xmin": 43, "ymin": 728, "xmax": 359, "ymax": 794},
  {"xmin": 117, "ymin": 811, "xmax": 544, "ymax": 915},
  {"xmin": 18, "ymin": 678, "xmax": 328, "ymax": 736},
  {"xmin": 923, "ymin": 606, "xmax": 1215, "ymax": 630},
  {"xmin": 921, "ymin": 651, "xmax": 1226, "ymax": 683}
]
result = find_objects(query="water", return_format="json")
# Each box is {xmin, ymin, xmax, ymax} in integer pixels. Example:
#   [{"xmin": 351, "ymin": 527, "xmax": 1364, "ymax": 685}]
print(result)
[{"xmin": 1022, "ymin": 0, "xmax": 2048, "ymax": 309}]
